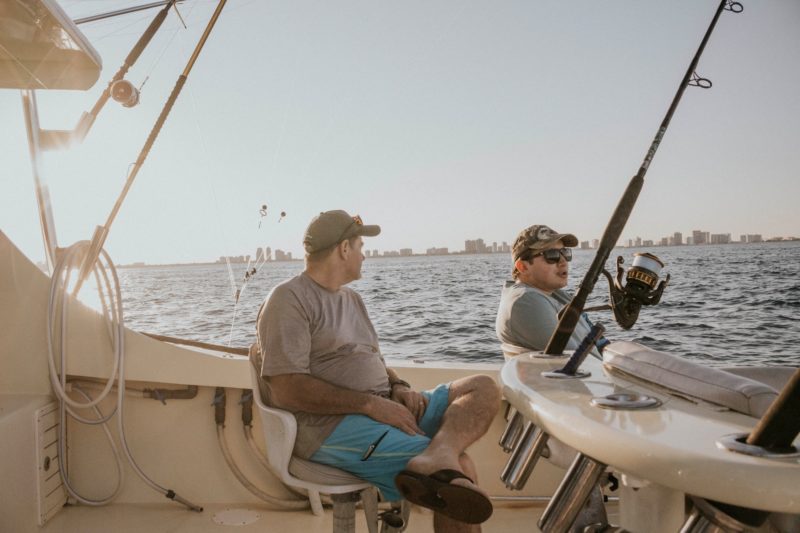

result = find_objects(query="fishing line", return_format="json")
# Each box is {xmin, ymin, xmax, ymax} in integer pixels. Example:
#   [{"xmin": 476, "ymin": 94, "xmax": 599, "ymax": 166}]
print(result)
[
  {"xmin": 139, "ymin": 0, "xmax": 204, "ymax": 90},
  {"xmin": 186, "ymin": 78, "xmax": 246, "ymax": 339},
  {"xmin": 93, "ymin": 12, "xmax": 154, "ymax": 42}
]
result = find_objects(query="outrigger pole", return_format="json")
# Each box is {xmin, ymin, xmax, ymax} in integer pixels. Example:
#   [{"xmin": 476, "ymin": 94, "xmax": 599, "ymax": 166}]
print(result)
[
  {"xmin": 544, "ymin": 0, "xmax": 741, "ymax": 355},
  {"xmin": 73, "ymin": 0, "xmax": 229, "ymax": 295}
]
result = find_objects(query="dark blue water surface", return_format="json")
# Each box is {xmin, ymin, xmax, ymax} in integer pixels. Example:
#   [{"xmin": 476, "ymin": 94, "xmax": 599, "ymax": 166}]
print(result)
[{"xmin": 119, "ymin": 242, "xmax": 800, "ymax": 367}]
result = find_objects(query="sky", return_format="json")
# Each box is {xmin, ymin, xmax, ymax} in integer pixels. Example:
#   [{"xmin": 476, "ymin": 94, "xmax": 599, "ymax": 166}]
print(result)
[{"xmin": 2, "ymin": 0, "xmax": 799, "ymax": 265}]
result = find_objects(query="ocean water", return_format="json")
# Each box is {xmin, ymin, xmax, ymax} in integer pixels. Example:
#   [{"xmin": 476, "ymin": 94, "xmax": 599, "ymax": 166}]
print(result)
[{"xmin": 118, "ymin": 242, "xmax": 800, "ymax": 367}]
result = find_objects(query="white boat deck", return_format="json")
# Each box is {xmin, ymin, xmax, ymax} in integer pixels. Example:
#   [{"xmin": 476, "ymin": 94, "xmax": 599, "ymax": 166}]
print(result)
[{"xmin": 41, "ymin": 500, "xmax": 587, "ymax": 533}]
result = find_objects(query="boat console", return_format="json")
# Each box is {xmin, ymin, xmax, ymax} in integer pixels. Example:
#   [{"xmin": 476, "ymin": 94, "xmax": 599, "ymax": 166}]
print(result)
[{"xmin": 499, "ymin": 342, "xmax": 800, "ymax": 532}]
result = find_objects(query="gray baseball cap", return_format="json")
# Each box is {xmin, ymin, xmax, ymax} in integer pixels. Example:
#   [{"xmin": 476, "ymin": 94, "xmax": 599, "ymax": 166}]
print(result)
[
  {"xmin": 303, "ymin": 210, "xmax": 381, "ymax": 253},
  {"xmin": 512, "ymin": 225, "xmax": 578, "ymax": 261}
]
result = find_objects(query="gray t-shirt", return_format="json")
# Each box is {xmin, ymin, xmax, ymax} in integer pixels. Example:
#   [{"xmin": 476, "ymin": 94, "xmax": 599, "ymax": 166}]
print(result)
[
  {"xmin": 495, "ymin": 281, "xmax": 599, "ymax": 357},
  {"xmin": 255, "ymin": 272, "xmax": 390, "ymax": 458}
]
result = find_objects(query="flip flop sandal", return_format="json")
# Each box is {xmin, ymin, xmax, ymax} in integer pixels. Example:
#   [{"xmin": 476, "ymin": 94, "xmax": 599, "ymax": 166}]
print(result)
[{"xmin": 395, "ymin": 468, "xmax": 493, "ymax": 524}]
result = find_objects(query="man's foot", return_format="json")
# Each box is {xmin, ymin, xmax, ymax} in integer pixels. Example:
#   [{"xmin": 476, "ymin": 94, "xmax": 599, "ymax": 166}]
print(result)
[{"xmin": 395, "ymin": 469, "xmax": 493, "ymax": 524}]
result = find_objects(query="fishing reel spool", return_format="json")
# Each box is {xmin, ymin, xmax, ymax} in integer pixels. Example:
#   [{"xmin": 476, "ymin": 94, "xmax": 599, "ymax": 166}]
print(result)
[
  {"xmin": 602, "ymin": 252, "xmax": 669, "ymax": 330},
  {"xmin": 110, "ymin": 79, "xmax": 140, "ymax": 108}
]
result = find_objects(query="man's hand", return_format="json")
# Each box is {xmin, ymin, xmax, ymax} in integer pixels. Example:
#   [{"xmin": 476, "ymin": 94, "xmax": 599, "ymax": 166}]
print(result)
[
  {"xmin": 391, "ymin": 386, "xmax": 429, "ymax": 422},
  {"xmin": 366, "ymin": 395, "xmax": 424, "ymax": 436}
]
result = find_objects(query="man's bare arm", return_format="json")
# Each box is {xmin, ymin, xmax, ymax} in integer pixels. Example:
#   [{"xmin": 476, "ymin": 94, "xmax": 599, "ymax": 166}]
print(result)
[{"xmin": 269, "ymin": 373, "xmax": 424, "ymax": 435}]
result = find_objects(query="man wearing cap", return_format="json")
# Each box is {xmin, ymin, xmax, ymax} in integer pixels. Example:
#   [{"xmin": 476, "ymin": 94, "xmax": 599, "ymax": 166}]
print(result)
[
  {"xmin": 495, "ymin": 224, "xmax": 609, "ymax": 531},
  {"xmin": 496, "ymin": 224, "xmax": 605, "ymax": 356},
  {"xmin": 252, "ymin": 209, "xmax": 500, "ymax": 530}
]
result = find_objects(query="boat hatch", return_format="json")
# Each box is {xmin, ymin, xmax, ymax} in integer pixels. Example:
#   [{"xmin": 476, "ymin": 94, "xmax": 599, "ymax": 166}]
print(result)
[{"xmin": 0, "ymin": 0, "xmax": 101, "ymax": 90}]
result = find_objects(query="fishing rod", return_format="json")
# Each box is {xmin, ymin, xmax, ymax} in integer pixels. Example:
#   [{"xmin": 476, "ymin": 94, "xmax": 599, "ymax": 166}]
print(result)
[
  {"xmin": 73, "ymin": 0, "xmax": 229, "ymax": 296},
  {"xmin": 74, "ymin": 1, "xmax": 184, "ymax": 25},
  {"xmin": 544, "ymin": 0, "xmax": 743, "ymax": 355},
  {"xmin": 68, "ymin": 0, "xmax": 179, "ymax": 147},
  {"xmin": 35, "ymin": 1, "xmax": 177, "ymax": 150}
]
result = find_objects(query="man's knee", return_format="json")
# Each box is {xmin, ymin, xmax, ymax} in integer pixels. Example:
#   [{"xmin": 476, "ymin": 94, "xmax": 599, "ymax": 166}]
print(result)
[
  {"xmin": 469, "ymin": 374, "xmax": 502, "ymax": 403},
  {"xmin": 449, "ymin": 374, "xmax": 501, "ymax": 413}
]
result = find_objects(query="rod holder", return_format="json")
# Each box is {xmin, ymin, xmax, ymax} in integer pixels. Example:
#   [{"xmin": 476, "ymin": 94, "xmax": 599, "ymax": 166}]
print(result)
[
  {"xmin": 680, "ymin": 497, "xmax": 768, "ymax": 533},
  {"xmin": 501, "ymin": 422, "xmax": 550, "ymax": 490},
  {"xmin": 499, "ymin": 409, "xmax": 524, "ymax": 453},
  {"xmin": 538, "ymin": 453, "xmax": 607, "ymax": 533}
]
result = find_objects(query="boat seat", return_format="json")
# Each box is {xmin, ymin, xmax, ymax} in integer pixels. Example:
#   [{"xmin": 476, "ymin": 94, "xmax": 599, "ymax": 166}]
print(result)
[
  {"xmin": 249, "ymin": 359, "xmax": 408, "ymax": 532},
  {"xmin": 722, "ymin": 366, "xmax": 796, "ymax": 392},
  {"xmin": 603, "ymin": 341, "xmax": 779, "ymax": 418},
  {"xmin": 500, "ymin": 342, "xmax": 533, "ymax": 360}
]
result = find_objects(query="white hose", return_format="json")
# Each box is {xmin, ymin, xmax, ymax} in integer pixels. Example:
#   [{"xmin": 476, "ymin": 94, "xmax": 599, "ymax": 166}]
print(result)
[
  {"xmin": 243, "ymin": 425, "xmax": 308, "ymax": 500},
  {"xmin": 215, "ymin": 424, "xmax": 309, "ymax": 509},
  {"xmin": 47, "ymin": 241, "xmax": 201, "ymax": 511}
]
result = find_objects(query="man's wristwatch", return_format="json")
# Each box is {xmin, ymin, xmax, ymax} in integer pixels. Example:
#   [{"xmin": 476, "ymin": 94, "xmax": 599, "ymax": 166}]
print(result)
[{"xmin": 389, "ymin": 378, "xmax": 411, "ymax": 390}]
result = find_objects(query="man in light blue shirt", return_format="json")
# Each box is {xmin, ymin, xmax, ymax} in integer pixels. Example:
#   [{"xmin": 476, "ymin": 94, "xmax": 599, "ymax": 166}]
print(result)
[
  {"xmin": 496, "ymin": 224, "xmax": 606, "ymax": 356},
  {"xmin": 495, "ymin": 224, "xmax": 610, "ymax": 530}
]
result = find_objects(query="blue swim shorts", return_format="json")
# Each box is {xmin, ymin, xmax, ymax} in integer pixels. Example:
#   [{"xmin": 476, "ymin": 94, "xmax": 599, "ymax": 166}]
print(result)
[{"xmin": 309, "ymin": 383, "xmax": 451, "ymax": 502}]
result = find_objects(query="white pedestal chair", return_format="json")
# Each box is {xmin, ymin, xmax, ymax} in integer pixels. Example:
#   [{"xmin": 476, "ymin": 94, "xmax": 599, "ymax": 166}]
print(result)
[{"xmin": 249, "ymin": 369, "xmax": 407, "ymax": 533}]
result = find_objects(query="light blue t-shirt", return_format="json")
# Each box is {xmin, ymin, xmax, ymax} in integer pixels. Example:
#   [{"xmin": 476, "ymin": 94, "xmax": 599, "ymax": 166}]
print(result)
[{"xmin": 495, "ymin": 281, "xmax": 600, "ymax": 357}]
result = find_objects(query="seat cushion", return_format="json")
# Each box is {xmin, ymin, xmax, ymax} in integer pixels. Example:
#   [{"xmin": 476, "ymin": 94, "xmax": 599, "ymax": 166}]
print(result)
[
  {"xmin": 288, "ymin": 457, "xmax": 368, "ymax": 486},
  {"xmin": 603, "ymin": 341, "xmax": 779, "ymax": 418}
]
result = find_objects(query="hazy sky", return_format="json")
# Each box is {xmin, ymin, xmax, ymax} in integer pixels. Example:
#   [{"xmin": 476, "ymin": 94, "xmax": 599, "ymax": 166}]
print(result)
[{"xmin": 2, "ymin": 0, "xmax": 799, "ymax": 265}]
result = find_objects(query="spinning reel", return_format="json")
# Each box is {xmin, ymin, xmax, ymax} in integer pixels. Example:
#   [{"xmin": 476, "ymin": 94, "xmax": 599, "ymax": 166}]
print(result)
[
  {"xmin": 110, "ymin": 79, "xmax": 140, "ymax": 108},
  {"xmin": 599, "ymin": 252, "xmax": 670, "ymax": 329}
]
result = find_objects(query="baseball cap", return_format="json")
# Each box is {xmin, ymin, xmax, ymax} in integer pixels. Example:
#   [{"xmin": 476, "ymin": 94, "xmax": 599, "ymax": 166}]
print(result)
[
  {"xmin": 303, "ymin": 210, "xmax": 381, "ymax": 253},
  {"xmin": 512, "ymin": 225, "xmax": 578, "ymax": 261}
]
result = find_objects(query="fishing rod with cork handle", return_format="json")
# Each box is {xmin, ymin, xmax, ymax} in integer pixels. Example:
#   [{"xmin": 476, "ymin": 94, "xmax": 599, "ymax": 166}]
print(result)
[
  {"xmin": 72, "ymin": 0, "xmax": 228, "ymax": 296},
  {"xmin": 544, "ymin": 0, "xmax": 742, "ymax": 355}
]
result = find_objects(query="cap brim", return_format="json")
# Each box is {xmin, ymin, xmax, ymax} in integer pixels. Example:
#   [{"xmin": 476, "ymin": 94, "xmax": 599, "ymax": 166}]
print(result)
[
  {"xmin": 355, "ymin": 224, "xmax": 381, "ymax": 238},
  {"xmin": 554, "ymin": 233, "xmax": 578, "ymax": 247}
]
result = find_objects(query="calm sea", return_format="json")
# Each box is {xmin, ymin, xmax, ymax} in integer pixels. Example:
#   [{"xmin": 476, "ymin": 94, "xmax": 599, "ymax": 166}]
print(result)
[{"xmin": 119, "ymin": 242, "xmax": 800, "ymax": 367}]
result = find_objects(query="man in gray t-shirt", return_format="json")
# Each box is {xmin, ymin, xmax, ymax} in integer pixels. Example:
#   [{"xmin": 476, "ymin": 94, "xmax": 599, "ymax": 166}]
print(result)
[{"xmin": 254, "ymin": 209, "xmax": 500, "ymax": 529}]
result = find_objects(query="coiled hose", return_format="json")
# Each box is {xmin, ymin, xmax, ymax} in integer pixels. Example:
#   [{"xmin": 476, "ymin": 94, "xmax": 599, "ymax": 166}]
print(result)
[{"xmin": 47, "ymin": 241, "xmax": 201, "ymax": 511}]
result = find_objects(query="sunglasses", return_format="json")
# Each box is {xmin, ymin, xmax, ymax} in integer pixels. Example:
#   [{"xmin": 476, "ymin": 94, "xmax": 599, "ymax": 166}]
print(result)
[{"xmin": 533, "ymin": 248, "xmax": 572, "ymax": 264}]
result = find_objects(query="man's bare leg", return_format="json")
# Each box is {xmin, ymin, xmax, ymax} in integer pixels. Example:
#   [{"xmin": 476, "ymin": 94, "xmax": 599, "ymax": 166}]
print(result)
[
  {"xmin": 432, "ymin": 453, "xmax": 481, "ymax": 533},
  {"xmin": 403, "ymin": 374, "xmax": 501, "ymax": 532}
]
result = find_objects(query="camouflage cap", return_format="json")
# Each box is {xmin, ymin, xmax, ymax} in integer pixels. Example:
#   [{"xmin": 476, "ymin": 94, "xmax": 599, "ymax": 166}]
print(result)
[
  {"xmin": 512, "ymin": 225, "xmax": 578, "ymax": 261},
  {"xmin": 303, "ymin": 210, "xmax": 380, "ymax": 253}
]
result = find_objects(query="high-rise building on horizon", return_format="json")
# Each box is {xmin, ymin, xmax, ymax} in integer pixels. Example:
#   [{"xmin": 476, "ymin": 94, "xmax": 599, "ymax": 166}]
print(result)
[
  {"xmin": 710, "ymin": 233, "xmax": 731, "ymax": 244},
  {"xmin": 692, "ymin": 230, "xmax": 708, "ymax": 245}
]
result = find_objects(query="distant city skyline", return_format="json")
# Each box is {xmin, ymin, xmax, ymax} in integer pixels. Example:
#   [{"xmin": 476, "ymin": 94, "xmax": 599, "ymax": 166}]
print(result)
[{"xmin": 194, "ymin": 228, "xmax": 797, "ymax": 268}]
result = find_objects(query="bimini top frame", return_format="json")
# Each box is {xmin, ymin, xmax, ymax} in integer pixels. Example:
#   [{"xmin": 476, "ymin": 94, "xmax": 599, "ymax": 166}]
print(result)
[{"xmin": 0, "ymin": 0, "xmax": 101, "ymax": 90}]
